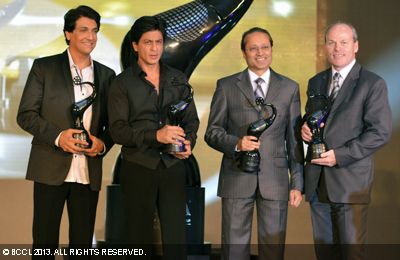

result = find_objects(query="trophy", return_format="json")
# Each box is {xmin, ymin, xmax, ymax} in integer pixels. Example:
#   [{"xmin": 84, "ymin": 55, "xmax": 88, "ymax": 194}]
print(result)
[
  {"xmin": 306, "ymin": 94, "xmax": 331, "ymax": 160},
  {"xmin": 238, "ymin": 97, "xmax": 276, "ymax": 173},
  {"xmin": 164, "ymin": 82, "xmax": 194, "ymax": 153},
  {"xmin": 120, "ymin": 0, "xmax": 253, "ymax": 77},
  {"xmin": 71, "ymin": 75, "xmax": 96, "ymax": 148}
]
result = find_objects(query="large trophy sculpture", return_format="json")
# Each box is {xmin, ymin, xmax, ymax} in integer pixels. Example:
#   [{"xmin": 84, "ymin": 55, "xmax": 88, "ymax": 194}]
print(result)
[
  {"xmin": 238, "ymin": 97, "xmax": 276, "ymax": 173},
  {"xmin": 71, "ymin": 74, "xmax": 96, "ymax": 148},
  {"xmin": 165, "ymin": 83, "xmax": 194, "ymax": 153},
  {"xmin": 121, "ymin": 0, "xmax": 253, "ymax": 77},
  {"xmin": 306, "ymin": 94, "xmax": 331, "ymax": 160}
]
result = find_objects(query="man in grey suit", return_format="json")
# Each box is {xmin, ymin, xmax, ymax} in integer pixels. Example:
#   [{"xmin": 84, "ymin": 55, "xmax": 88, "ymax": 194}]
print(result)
[
  {"xmin": 301, "ymin": 22, "xmax": 392, "ymax": 260},
  {"xmin": 17, "ymin": 6, "xmax": 115, "ymax": 254},
  {"xmin": 205, "ymin": 27, "xmax": 304, "ymax": 260}
]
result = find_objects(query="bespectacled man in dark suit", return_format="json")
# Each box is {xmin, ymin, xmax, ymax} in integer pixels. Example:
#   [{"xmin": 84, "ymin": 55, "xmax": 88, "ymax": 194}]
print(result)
[
  {"xmin": 17, "ymin": 5, "xmax": 115, "ymax": 256},
  {"xmin": 301, "ymin": 22, "xmax": 392, "ymax": 260}
]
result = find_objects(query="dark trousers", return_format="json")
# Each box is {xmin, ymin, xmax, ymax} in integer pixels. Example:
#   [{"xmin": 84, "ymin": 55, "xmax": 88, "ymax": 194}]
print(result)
[
  {"xmin": 32, "ymin": 182, "xmax": 98, "ymax": 259},
  {"xmin": 120, "ymin": 159, "xmax": 187, "ymax": 260},
  {"xmin": 310, "ymin": 193, "xmax": 369, "ymax": 260}
]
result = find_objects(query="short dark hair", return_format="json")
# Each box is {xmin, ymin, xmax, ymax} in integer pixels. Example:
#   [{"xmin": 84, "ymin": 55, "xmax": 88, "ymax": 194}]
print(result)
[
  {"xmin": 130, "ymin": 16, "xmax": 167, "ymax": 44},
  {"xmin": 241, "ymin": 27, "xmax": 273, "ymax": 51},
  {"xmin": 63, "ymin": 5, "xmax": 101, "ymax": 45}
]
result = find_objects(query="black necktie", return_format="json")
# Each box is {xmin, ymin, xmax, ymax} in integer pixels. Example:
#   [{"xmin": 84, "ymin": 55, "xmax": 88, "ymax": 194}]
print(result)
[
  {"xmin": 254, "ymin": 77, "xmax": 265, "ymax": 99},
  {"xmin": 330, "ymin": 72, "xmax": 341, "ymax": 101}
]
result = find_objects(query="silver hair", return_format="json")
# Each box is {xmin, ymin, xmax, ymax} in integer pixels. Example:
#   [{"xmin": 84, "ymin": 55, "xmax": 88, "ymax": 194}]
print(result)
[{"xmin": 324, "ymin": 21, "xmax": 358, "ymax": 43}]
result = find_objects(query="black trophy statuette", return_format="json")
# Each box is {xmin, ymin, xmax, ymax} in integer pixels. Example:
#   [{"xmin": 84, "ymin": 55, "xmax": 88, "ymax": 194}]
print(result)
[
  {"xmin": 306, "ymin": 94, "xmax": 331, "ymax": 160},
  {"xmin": 165, "ymin": 83, "xmax": 194, "ymax": 153},
  {"xmin": 71, "ymin": 75, "xmax": 96, "ymax": 148},
  {"xmin": 238, "ymin": 98, "xmax": 276, "ymax": 173}
]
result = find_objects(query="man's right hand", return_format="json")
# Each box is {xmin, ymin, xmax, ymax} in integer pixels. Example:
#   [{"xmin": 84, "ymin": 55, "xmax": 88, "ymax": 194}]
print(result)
[
  {"xmin": 302, "ymin": 122, "xmax": 325, "ymax": 142},
  {"xmin": 237, "ymin": 136, "xmax": 260, "ymax": 151},
  {"xmin": 301, "ymin": 122, "xmax": 312, "ymax": 142},
  {"xmin": 58, "ymin": 129, "xmax": 88, "ymax": 154},
  {"xmin": 156, "ymin": 125, "xmax": 186, "ymax": 145}
]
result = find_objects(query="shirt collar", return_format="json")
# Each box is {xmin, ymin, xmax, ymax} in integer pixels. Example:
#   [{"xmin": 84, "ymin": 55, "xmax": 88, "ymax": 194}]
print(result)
[
  {"xmin": 67, "ymin": 48, "xmax": 94, "ymax": 70},
  {"xmin": 248, "ymin": 68, "xmax": 270, "ymax": 85},
  {"xmin": 332, "ymin": 59, "xmax": 356, "ymax": 80},
  {"xmin": 132, "ymin": 60, "xmax": 171, "ymax": 80}
]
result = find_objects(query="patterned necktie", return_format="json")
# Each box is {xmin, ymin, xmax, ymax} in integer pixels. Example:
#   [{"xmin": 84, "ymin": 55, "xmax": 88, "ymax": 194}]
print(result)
[
  {"xmin": 330, "ymin": 72, "xmax": 341, "ymax": 101},
  {"xmin": 254, "ymin": 77, "xmax": 265, "ymax": 99}
]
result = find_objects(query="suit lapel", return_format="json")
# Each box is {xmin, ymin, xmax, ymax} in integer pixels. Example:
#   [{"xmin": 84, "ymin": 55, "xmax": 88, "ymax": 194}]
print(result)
[
  {"xmin": 329, "ymin": 63, "xmax": 361, "ymax": 115},
  {"xmin": 91, "ymin": 61, "xmax": 101, "ymax": 134},
  {"xmin": 308, "ymin": 69, "xmax": 331, "ymax": 99},
  {"xmin": 325, "ymin": 63, "xmax": 361, "ymax": 129},
  {"xmin": 235, "ymin": 70, "xmax": 258, "ymax": 111},
  {"xmin": 265, "ymin": 70, "xmax": 281, "ymax": 104},
  {"xmin": 235, "ymin": 69, "xmax": 282, "ymax": 113},
  {"xmin": 60, "ymin": 51, "xmax": 75, "ymax": 104},
  {"xmin": 320, "ymin": 70, "xmax": 331, "ymax": 97}
]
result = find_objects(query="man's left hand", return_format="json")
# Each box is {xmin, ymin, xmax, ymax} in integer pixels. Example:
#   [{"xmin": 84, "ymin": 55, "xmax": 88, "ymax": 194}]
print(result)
[
  {"xmin": 83, "ymin": 133, "xmax": 105, "ymax": 157},
  {"xmin": 311, "ymin": 149, "xmax": 337, "ymax": 167},
  {"xmin": 173, "ymin": 140, "xmax": 191, "ymax": 160},
  {"xmin": 289, "ymin": 189, "xmax": 303, "ymax": 208}
]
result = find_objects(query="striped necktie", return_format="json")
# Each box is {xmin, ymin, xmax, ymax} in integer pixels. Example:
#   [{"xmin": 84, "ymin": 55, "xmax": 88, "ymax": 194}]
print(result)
[
  {"xmin": 330, "ymin": 72, "xmax": 341, "ymax": 101},
  {"xmin": 254, "ymin": 77, "xmax": 265, "ymax": 99}
]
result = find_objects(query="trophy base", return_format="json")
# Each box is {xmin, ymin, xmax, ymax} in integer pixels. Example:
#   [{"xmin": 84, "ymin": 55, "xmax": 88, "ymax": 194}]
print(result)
[
  {"xmin": 73, "ymin": 131, "xmax": 92, "ymax": 149},
  {"xmin": 311, "ymin": 143, "xmax": 326, "ymax": 159},
  {"xmin": 165, "ymin": 143, "xmax": 186, "ymax": 154},
  {"xmin": 238, "ymin": 151, "xmax": 260, "ymax": 174}
]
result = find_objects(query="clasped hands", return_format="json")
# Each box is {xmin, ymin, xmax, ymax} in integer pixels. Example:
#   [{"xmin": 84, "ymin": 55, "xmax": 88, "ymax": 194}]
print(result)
[
  {"xmin": 301, "ymin": 122, "xmax": 337, "ymax": 167},
  {"xmin": 58, "ymin": 129, "xmax": 104, "ymax": 157},
  {"xmin": 156, "ymin": 125, "xmax": 191, "ymax": 159}
]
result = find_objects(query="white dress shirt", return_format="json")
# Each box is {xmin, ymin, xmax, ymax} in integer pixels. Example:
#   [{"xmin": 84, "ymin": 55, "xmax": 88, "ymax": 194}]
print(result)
[
  {"xmin": 59, "ymin": 49, "xmax": 94, "ymax": 184},
  {"xmin": 330, "ymin": 59, "xmax": 356, "ymax": 95},
  {"xmin": 248, "ymin": 68, "xmax": 271, "ymax": 98}
]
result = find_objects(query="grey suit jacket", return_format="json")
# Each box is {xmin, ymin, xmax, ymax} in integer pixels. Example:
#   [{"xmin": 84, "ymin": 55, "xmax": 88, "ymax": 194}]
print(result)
[
  {"xmin": 17, "ymin": 50, "xmax": 116, "ymax": 191},
  {"xmin": 205, "ymin": 69, "xmax": 304, "ymax": 200},
  {"xmin": 304, "ymin": 62, "xmax": 392, "ymax": 203}
]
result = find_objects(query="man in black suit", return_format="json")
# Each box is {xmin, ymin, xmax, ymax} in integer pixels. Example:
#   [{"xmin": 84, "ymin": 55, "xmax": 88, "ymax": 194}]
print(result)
[
  {"xmin": 108, "ymin": 16, "xmax": 199, "ymax": 260},
  {"xmin": 17, "ymin": 5, "xmax": 115, "ymax": 253},
  {"xmin": 301, "ymin": 22, "xmax": 392, "ymax": 259}
]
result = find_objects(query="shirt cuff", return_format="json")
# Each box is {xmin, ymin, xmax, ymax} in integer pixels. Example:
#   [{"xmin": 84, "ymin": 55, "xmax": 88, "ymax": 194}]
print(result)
[
  {"xmin": 98, "ymin": 143, "xmax": 106, "ymax": 156},
  {"xmin": 234, "ymin": 145, "xmax": 240, "ymax": 152},
  {"xmin": 55, "ymin": 132, "xmax": 62, "ymax": 147}
]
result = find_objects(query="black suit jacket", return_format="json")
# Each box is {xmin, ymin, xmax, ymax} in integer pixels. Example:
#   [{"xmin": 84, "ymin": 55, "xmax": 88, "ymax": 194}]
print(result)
[
  {"xmin": 304, "ymin": 62, "xmax": 392, "ymax": 203},
  {"xmin": 17, "ymin": 50, "xmax": 115, "ymax": 191}
]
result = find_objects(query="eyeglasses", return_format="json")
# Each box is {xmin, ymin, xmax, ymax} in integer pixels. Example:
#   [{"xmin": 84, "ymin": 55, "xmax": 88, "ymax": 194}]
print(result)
[{"xmin": 246, "ymin": 45, "xmax": 270, "ymax": 53}]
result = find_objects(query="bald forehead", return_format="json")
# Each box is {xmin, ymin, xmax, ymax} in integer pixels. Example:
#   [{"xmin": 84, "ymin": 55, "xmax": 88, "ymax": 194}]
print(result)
[
  {"xmin": 325, "ymin": 23, "xmax": 357, "ymax": 42},
  {"xmin": 328, "ymin": 24, "xmax": 352, "ymax": 34}
]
